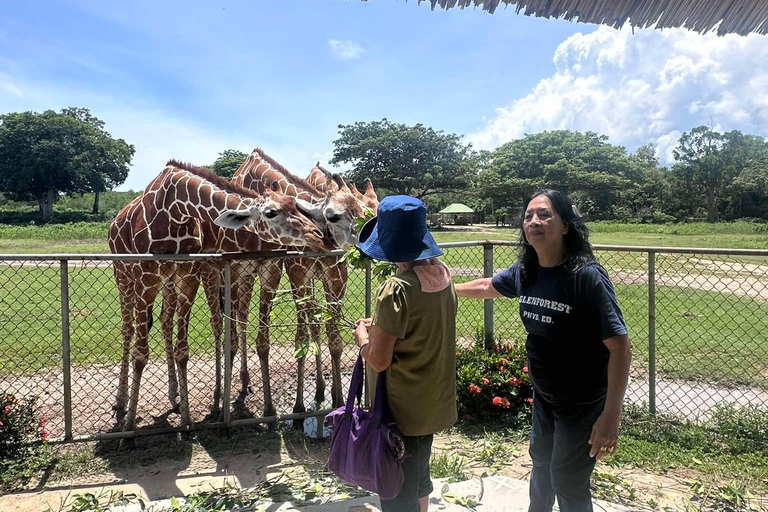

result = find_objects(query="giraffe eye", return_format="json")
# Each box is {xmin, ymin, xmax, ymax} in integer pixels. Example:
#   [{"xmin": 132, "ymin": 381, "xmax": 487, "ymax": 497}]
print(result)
[
  {"xmin": 327, "ymin": 214, "xmax": 341, "ymax": 223},
  {"xmin": 264, "ymin": 208, "xmax": 278, "ymax": 219}
]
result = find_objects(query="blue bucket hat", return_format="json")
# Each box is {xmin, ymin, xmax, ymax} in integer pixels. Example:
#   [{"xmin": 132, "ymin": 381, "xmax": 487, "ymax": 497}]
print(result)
[{"xmin": 358, "ymin": 195, "xmax": 443, "ymax": 263}]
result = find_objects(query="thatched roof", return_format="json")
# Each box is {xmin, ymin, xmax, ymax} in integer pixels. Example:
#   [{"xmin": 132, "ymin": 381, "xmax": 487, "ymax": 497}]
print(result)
[{"xmin": 378, "ymin": 0, "xmax": 768, "ymax": 35}]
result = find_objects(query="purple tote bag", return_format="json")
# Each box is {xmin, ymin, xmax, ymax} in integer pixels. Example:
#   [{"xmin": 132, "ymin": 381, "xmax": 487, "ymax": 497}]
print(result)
[{"xmin": 325, "ymin": 354, "xmax": 405, "ymax": 500}]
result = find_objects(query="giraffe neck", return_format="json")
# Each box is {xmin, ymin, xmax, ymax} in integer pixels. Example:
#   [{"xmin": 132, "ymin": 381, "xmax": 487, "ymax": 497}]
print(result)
[
  {"xmin": 234, "ymin": 150, "xmax": 319, "ymax": 201},
  {"xmin": 160, "ymin": 168, "xmax": 261, "ymax": 226}
]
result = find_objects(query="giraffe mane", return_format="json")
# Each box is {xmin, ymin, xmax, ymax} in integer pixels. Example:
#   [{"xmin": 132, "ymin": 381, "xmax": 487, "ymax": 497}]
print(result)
[
  {"xmin": 166, "ymin": 159, "xmax": 265, "ymax": 199},
  {"xmin": 252, "ymin": 148, "xmax": 323, "ymax": 196}
]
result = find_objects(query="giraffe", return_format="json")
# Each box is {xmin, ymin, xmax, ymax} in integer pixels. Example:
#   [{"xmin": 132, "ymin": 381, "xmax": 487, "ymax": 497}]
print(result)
[
  {"xmin": 306, "ymin": 163, "xmax": 338, "ymax": 192},
  {"xmin": 219, "ymin": 150, "xmax": 365, "ymax": 418},
  {"xmin": 108, "ymin": 161, "xmax": 330, "ymax": 435},
  {"xmin": 347, "ymin": 178, "xmax": 379, "ymax": 213},
  {"xmin": 307, "ymin": 162, "xmax": 378, "ymax": 214}
]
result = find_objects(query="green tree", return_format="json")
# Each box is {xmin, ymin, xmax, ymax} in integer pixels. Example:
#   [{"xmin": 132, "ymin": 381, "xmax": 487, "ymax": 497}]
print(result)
[
  {"xmin": 61, "ymin": 108, "xmax": 134, "ymax": 214},
  {"xmin": 673, "ymin": 126, "xmax": 728, "ymax": 222},
  {"xmin": 210, "ymin": 149, "xmax": 247, "ymax": 179},
  {"xmin": 0, "ymin": 109, "xmax": 133, "ymax": 220},
  {"xmin": 330, "ymin": 119, "xmax": 477, "ymax": 198},
  {"xmin": 478, "ymin": 130, "xmax": 631, "ymax": 217},
  {"xmin": 673, "ymin": 127, "xmax": 768, "ymax": 222}
]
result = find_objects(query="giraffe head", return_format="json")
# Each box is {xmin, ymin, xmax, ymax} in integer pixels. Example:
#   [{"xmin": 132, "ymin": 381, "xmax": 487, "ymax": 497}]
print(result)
[
  {"xmin": 215, "ymin": 190, "xmax": 332, "ymax": 251},
  {"xmin": 295, "ymin": 188, "xmax": 364, "ymax": 251},
  {"xmin": 361, "ymin": 178, "xmax": 379, "ymax": 213}
]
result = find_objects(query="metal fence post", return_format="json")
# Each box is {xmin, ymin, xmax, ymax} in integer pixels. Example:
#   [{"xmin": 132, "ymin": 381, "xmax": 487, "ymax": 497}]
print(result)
[
  {"xmin": 364, "ymin": 259, "xmax": 372, "ymax": 409},
  {"xmin": 365, "ymin": 259, "xmax": 372, "ymax": 318},
  {"xmin": 648, "ymin": 251, "xmax": 656, "ymax": 415},
  {"xmin": 59, "ymin": 260, "xmax": 73, "ymax": 440},
  {"xmin": 483, "ymin": 244, "xmax": 494, "ymax": 350},
  {"xmin": 223, "ymin": 261, "xmax": 233, "ymax": 425}
]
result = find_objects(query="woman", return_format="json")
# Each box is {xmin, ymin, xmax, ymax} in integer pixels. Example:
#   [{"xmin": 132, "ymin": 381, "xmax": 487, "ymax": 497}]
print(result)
[
  {"xmin": 354, "ymin": 195, "xmax": 458, "ymax": 512},
  {"xmin": 456, "ymin": 189, "xmax": 632, "ymax": 512}
]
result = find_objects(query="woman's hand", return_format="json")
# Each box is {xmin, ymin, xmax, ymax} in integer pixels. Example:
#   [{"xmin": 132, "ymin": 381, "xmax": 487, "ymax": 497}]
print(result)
[
  {"xmin": 354, "ymin": 318, "xmax": 371, "ymax": 347},
  {"xmin": 589, "ymin": 410, "xmax": 620, "ymax": 460}
]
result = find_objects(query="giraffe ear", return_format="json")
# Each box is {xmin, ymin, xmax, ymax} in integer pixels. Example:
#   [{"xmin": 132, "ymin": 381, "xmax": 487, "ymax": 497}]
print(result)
[{"xmin": 214, "ymin": 205, "xmax": 259, "ymax": 229}]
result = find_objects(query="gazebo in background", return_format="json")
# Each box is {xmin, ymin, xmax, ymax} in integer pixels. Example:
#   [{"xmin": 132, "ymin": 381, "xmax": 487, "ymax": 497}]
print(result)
[
  {"xmin": 362, "ymin": 0, "xmax": 768, "ymax": 36},
  {"xmin": 439, "ymin": 203, "xmax": 475, "ymax": 225}
]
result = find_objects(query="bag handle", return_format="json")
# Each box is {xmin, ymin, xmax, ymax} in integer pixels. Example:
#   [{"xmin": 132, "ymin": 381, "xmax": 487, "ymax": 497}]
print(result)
[
  {"xmin": 344, "ymin": 354, "xmax": 365, "ymax": 417},
  {"xmin": 344, "ymin": 353, "xmax": 390, "ymax": 423},
  {"xmin": 372, "ymin": 369, "xmax": 388, "ymax": 423}
]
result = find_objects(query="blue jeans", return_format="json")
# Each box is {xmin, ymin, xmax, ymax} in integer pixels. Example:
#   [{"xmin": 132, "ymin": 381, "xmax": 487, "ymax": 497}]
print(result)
[{"xmin": 528, "ymin": 393, "xmax": 606, "ymax": 512}]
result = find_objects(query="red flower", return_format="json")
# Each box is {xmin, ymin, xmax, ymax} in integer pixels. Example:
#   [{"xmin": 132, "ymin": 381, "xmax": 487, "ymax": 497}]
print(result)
[
  {"xmin": 482, "ymin": 378, "xmax": 490, "ymax": 386},
  {"xmin": 498, "ymin": 366, "xmax": 505, "ymax": 373},
  {"xmin": 522, "ymin": 366, "xmax": 528, "ymax": 374},
  {"xmin": 525, "ymin": 398, "xmax": 533, "ymax": 405},
  {"xmin": 462, "ymin": 414, "xmax": 471, "ymax": 421},
  {"xmin": 507, "ymin": 377, "xmax": 523, "ymax": 386},
  {"xmin": 3, "ymin": 405, "xmax": 11, "ymax": 414},
  {"xmin": 0, "ymin": 420, "xmax": 3, "ymax": 427},
  {"xmin": 41, "ymin": 430, "xmax": 49, "ymax": 440},
  {"xmin": 492, "ymin": 397, "xmax": 510, "ymax": 408},
  {"xmin": 467, "ymin": 384, "xmax": 482, "ymax": 395}
]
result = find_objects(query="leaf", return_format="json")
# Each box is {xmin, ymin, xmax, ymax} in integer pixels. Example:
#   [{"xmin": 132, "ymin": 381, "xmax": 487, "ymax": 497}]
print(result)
[
  {"xmin": 294, "ymin": 344, "xmax": 309, "ymax": 359},
  {"xmin": 170, "ymin": 496, "xmax": 180, "ymax": 509},
  {"xmin": 692, "ymin": 457, "xmax": 703, "ymax": 465}
]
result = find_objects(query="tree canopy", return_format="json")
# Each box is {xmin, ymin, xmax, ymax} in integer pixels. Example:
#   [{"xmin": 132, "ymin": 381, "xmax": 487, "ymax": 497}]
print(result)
[
  {"xmin": 0, "ymin": 108, "xmax": 134, "ymax": 219},
  {"xmin": 331, "ymin": 119, "xmax": 477, "ymax": 198},
  {"xmin": 210, "ymin": 149, "xmax": 248, "ymax": 179}
]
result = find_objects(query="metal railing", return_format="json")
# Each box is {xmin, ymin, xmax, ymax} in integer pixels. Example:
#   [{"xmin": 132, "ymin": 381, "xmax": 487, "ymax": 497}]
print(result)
[{"xmin": 1, "ymin": 241, "xmax": 767, "ymax": 442}]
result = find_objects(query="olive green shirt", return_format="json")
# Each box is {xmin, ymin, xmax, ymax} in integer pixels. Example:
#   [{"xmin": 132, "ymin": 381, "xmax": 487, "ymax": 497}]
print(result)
[{"xmin": 367, "ymin": 269, "xmax": 458, "ymax": 436}]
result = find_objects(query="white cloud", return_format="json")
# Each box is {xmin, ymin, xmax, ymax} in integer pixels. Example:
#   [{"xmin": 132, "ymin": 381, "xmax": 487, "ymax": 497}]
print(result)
[
  {"xmin": 328, "ymin": 39, "xmax": 366, "ymax": 60},
  {"xmin": 0, "ymin": 74, "xmax": 23, "ymax": 98},
  {"xmin": 466, "ymin": 26, "xmax": 768, "ymax": 164}
]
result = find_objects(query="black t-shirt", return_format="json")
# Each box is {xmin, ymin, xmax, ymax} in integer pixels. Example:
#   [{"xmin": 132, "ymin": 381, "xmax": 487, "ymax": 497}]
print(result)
[{"xmin": 491, "ymin": 261, "xmax": 627, "ymax": 405}]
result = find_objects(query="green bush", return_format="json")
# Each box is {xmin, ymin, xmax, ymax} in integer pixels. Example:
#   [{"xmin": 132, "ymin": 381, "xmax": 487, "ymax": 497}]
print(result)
[
  {"xmin": 709, "ymin": 404, "xmax": 768, "ymax": 454},
  {"xmin": 456, "ymin": 340, "xmax": 533, "ymax": 422},
  {"xmin": 0, "ymin": 392, "xmax": 50, "ymax": 491}
]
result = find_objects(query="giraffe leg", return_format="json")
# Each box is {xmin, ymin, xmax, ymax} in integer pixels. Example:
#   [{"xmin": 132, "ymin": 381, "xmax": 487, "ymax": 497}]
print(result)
[
  {"xmin": 122, "ymin": 271, "xmax": 161, "ymax": 445},
  {"xmin": 113, "ymin": 264, "xmax": 134, "ymax": 421},
  {"xmin": 288, "ymin": 260, "xmax": 310, "ymax": 418},
  {"xmin": 233, "ymin": 263, "xmax": 257, "ymax": 404},
  {"xmin": 201, "ymin": 263, "xmax": 223, "ymax": 416},
  {"xmin": 256, "ymin": 261, "xmax": 281, "ymax": 421},
  {"xmin": 174, "ymin": 264, "xmax": 201, "ymax": 427},
  {"xmin": 160, "ymin": 281, "xmax": 179, "ymax": 412},
  {"xmin": 307, "ymin": 262, "xmax": 326, "ymax": 404},
  {"xmin": 322, "ymin": 261, "xmax": 348, "ymax": 409}
]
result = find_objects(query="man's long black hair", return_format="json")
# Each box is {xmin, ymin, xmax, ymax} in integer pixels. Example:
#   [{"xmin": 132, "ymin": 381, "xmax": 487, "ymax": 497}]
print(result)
[{"xmin": 517, "ymin": 189, "xmax": 595, "ymax": 283}]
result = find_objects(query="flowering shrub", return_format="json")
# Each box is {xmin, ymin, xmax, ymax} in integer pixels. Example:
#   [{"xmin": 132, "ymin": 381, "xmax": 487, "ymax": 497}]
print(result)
[
  {"xmin": 0, "ymin": 392, "xmax": 48, "ymax": 491},
  {"xmin": 456, "ymin": 341, "xmax": 533, "ymax": 422}
]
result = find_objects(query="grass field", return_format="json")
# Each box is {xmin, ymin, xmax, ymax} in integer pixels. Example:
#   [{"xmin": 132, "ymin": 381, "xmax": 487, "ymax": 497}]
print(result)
[
  {"xmin": 2, "ymin": 220, "xmax": 767, "ymax": 256},
  {"xmin": 1, "ymin": 257, "xmax": 766, "ymax": 390},
  {"xmin": 1, "ymin": 218, "xmax": 766, "ymax": 392}
]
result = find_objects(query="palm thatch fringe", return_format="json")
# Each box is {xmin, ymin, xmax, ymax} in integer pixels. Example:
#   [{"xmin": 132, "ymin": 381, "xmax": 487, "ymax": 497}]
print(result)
[{"xmin": 363, "ymin": 0, "xmax": 768, "ymax": 35}]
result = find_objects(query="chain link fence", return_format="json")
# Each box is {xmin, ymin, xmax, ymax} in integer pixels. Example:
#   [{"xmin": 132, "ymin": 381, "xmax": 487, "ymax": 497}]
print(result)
[{"xmin": 1, "ymin": 242, "xmax": 767, "ymax": 441}]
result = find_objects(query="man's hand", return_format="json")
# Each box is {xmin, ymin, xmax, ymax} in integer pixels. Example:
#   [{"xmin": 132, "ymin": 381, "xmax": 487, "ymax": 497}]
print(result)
[{"xmin": 589, "ymin": 410, "xmax": 620, "ymax": 460}]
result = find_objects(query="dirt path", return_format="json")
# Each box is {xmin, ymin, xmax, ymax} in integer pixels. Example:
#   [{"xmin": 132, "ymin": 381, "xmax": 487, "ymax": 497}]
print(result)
[{"xmin": 0, "ymin": 344, "xmax": 361, "ymax": 441}]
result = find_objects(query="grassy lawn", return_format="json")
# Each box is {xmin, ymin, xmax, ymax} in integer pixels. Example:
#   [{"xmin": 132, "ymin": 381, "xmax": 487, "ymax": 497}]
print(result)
[{"xmin": 2, "ymin": 258, "xmax": 766, "ymax": 391}]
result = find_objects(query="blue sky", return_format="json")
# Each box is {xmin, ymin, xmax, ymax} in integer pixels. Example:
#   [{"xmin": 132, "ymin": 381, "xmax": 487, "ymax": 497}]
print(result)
[{"xmin": 2, "ymin": 1, "xmax": 767, "ymax": 191}]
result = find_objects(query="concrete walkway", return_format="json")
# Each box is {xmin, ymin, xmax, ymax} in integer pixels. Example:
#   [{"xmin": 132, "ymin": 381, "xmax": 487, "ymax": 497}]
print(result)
[{"xmin": 106, "ymin": 476, "xmax": 634, "ymax": 512}]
